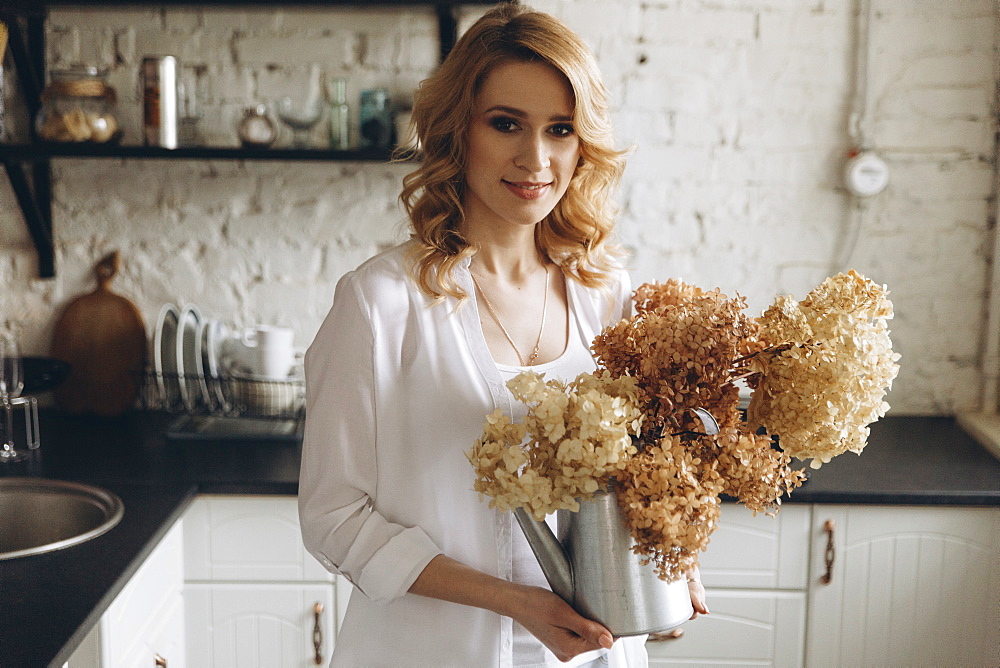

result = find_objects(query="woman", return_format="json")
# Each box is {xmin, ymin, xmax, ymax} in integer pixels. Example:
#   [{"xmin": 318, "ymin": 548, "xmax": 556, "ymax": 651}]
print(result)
[{"xmin": 298, "ymin": 4, "xmax": 708, "ymax": 666}]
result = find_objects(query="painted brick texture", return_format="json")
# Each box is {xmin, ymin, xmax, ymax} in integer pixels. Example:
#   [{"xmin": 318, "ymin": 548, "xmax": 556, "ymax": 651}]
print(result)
[{"xmin": 0, "ymin": 0, "xmax": 996, "ymax": 416}]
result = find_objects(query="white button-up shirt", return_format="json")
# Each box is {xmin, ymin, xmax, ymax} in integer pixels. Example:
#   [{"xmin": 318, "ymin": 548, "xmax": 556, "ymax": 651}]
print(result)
[{"xmin": 299, "ymin": 242, "xmax": 644, "ymax": 667}]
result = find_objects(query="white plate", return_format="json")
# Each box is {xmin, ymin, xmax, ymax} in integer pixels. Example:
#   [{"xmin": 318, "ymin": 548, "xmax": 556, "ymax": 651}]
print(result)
[
  {"xmin": 153, "ymin": 303, "xmax": 181, "ymax": 407},
  {"xmin": 198, "ymin": 318, "xmax": 228, "ymax": 410},
  {"xmin": 177, "ymin": 304, "xmax": 203, "ymax": 411},
  {"xmin": 194, "ymin": 317, "xmax": 211, "ymax": 409},
  {"xmin": 205, "ymin": 319, "xmax": 225, "ymax": 379}
]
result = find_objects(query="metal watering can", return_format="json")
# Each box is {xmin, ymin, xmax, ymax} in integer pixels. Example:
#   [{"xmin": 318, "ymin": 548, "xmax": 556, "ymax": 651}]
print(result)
[{"xmin": 513, "ymin": 486, "xmax": 693, "ymax": 637}]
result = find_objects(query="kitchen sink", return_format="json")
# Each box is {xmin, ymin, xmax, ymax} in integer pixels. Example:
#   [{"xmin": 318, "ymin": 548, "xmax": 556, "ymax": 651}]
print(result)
[{"xmin": 0, "ymin": 478, "xmax": 124, "ymax": 560}]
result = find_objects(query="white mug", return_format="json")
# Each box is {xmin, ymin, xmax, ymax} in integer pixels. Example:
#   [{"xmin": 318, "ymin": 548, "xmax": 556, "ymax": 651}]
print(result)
[{"xmin": 239, "ymin": 325, "xmax": 296, "ymax": 379}]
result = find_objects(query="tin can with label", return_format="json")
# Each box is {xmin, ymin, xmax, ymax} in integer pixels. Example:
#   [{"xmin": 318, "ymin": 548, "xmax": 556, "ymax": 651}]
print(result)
[{"xmin": 142, "ymin": 56, "xmax": 178, "ymax": 148}]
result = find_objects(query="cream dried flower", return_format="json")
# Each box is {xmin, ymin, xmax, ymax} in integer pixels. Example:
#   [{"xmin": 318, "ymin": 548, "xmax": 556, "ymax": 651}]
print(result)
[
  {"xmin": 467, "ymin": 371, "xmax": 644, "ymax": 520},
  {"xmin": 747, "ymin": 270, "xmax": 901, "ymax": 467}
]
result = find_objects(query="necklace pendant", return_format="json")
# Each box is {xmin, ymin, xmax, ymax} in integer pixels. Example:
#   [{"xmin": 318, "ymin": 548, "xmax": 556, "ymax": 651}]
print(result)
[{"xmin": 472, "ymin": 263, "xmax": 550, "ymax": 368}]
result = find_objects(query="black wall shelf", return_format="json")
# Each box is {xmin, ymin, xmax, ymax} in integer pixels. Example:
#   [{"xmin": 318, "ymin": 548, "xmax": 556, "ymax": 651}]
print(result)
[
  {"xmin": 0, "ymin": 0, "xmax": 497, "ymax": 278},
  {"xmin": 0, "ymin": 143, "xmax": 395, "ymax": 162}
]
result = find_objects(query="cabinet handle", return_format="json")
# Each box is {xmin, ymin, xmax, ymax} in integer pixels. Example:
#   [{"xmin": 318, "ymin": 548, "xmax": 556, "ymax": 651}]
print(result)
[
  {"xmin": 313, "ymin": 601, "xmax": 324, "ymax": 665},
  {"xmin": 154, "ymin": 654, "xmax": 167, "ymax": 667},
  {"xmin": 647, "ymin": 628, "xmax": 684, "ymax": 642},
  {"xmin": 820, "ymin": 519, "xmax": 836, "ymax": 585}
]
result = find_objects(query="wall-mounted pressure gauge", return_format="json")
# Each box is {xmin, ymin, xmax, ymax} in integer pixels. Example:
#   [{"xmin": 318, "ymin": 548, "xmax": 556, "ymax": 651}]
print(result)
[{"xmin": 844, "ymin": 151, "xmax": 889, "ymax": 198}]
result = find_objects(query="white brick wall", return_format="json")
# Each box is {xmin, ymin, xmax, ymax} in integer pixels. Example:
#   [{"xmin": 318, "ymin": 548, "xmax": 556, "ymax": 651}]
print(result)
[{"xmin": 0, "ymin": 0, "xmax": 996, "ymax": 416}]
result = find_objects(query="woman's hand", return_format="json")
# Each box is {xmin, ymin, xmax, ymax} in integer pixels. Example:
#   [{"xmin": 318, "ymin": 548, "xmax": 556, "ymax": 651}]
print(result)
[
  {"xmin": 510, "ymin": 586, "xmax": 614, "ymax": 662},
  {"xmin": 686, "ymin": 566, "xmax": 710, "ymax": 619},
  {"xmin": 409, "ymin": 556, "xmax": 612, "ymax": 663}
]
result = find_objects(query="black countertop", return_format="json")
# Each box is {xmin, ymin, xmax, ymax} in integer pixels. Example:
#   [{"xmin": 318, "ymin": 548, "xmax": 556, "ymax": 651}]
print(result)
[
  {"xmin": 0, "ymin": 410, "xmax": 302, "ymax": 668},
  {"xmin": 784, "ymin": 415, "xmax": 1000, "ymax": 505},
  {"xmin": 0, "ymin": 411, "xmax": 998, "ymax": 667}
]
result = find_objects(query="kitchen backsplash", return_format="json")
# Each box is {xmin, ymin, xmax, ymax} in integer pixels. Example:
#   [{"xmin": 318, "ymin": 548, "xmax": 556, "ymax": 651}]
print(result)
[{"xmin": 0, "ymin": 1, "xmax": 995, "ymax": 416}]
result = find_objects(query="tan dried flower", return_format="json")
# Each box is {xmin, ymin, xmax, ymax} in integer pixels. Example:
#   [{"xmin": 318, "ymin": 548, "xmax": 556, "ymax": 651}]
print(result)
[{"xmin": 593, "ymin": 282, "xmax": 758, "ymax": 437}]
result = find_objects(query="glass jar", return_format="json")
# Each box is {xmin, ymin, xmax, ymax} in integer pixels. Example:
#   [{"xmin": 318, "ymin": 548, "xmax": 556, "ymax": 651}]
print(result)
[
  {"xmin": 35, "ymin": 66, "xmax": 121, "ymax": 144},
  {"xmin": 238, "ymin": 104, "xmax": 277, "ymax": 148},
  {"xmin": 359, "ymin": 88, "xmax": 391, "ymax": 150}
]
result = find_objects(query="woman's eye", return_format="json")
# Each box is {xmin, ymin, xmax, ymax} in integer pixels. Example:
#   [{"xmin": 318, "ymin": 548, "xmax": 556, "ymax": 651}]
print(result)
[
  {"xmin": 489, "ymin": 116, "xmax": 520, "ymax": 133},
  {"xmin": 549, "ymin": 123, "xmax": 575, "ymax": 138}
]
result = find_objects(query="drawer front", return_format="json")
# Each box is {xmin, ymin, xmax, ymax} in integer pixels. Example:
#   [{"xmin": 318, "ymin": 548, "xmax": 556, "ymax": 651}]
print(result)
[
  {"xmin": 698, "ymin": 503, "xmax": 811, "ymax": 590},
  {"xmin": 647, "ymin": 589, "xmax": 806, "ymax": 666},
  {"xmin": 184, "ymin": 495, "xmax": 332, "ymax": 583}
]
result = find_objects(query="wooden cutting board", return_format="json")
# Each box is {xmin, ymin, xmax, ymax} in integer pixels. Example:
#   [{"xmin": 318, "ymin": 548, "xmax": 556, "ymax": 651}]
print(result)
[{"xmin": 51, "ymin": 251, "xmax": 147, "ymax": 416}]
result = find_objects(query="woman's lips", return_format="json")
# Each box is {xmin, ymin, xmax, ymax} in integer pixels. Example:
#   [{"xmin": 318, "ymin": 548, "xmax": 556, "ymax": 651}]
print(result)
[{"xmin": 503, "ymin": 180, "xmax": 551, "ymax": 200}]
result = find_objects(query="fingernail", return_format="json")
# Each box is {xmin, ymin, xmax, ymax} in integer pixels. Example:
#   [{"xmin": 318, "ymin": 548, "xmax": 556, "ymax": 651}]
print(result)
[{"xmin": 600, "ymin": 633, "xmax": 613, "ymax": 649}]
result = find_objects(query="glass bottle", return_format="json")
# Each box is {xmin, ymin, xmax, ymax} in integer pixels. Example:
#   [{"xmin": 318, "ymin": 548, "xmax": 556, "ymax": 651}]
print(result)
[{"xmin": 326, "ymin": 76, "xmax": 350, "ymax": 150}]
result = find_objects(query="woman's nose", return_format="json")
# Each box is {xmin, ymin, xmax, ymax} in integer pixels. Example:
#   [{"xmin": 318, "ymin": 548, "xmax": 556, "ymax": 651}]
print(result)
[{"xmin": 514, "ymin": 133, "xmax": 550, "ymax": 172}]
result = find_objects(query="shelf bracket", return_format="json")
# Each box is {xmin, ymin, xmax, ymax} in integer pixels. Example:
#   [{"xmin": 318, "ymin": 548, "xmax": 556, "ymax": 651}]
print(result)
[
  {"xmin": 435, "ymin": 3, "xmax": 458, "ymax": 62},
  {"xmin": 2, "ymin": 9, "xmax": 53, "ymax": 278},
  {"xmin": 3, "ymin": 159, "xmax": 54, "ymax": 278}
]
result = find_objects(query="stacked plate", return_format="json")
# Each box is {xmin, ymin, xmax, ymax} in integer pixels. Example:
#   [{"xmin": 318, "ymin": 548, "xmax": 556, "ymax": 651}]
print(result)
[{"xmin": 153, "ymin": 303, "xmax": 230, "ymax": 412}]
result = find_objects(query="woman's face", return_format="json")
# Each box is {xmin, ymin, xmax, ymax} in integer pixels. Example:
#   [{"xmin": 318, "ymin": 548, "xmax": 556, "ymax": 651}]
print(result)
[{"xmin": 462, "ymin": 60, "xmax": 581, "ymax": 236}]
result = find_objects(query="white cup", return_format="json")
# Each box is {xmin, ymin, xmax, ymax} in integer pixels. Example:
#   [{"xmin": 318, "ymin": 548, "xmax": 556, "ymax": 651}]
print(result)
[{"xmin": 238, "ymin": 325, "xmax": 296, "ymax": 379}]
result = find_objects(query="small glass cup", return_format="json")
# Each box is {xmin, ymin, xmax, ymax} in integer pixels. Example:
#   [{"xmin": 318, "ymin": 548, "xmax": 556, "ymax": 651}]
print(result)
[
  {"xmin": 0, "ymin": 334, "xmax": 28, "ymax": 463},
  {"xmin": 275, "ymin": 63, "xmax": 324, "ymax": 148}
]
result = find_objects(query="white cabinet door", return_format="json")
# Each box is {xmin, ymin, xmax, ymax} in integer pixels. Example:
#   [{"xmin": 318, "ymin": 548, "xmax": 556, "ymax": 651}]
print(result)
[
  {"xmin": 647, "ymin": 590, "xmax": 806, "ymax": 667},
  {"xmin": 101, "ymin": 519, "xmax": 186, "ymax": 668},
  {"xmin": 806, "ymin": 505, "xmax": 1000, "ymax": 667},
  {"xmin": 186, "ymin": 583, "xmax": 335, "ymax": 668}
]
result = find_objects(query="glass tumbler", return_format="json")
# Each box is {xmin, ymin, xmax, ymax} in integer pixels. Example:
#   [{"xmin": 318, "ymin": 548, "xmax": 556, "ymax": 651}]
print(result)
[{"xmin": 0, "ymin": 334, "xmax": 27, "ymax": 463}]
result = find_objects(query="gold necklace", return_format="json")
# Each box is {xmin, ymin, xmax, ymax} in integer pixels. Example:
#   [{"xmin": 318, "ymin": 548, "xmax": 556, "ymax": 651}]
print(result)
[{"xmin": 471, "ymin": 264, "xmax": 550, "ymax": 366}]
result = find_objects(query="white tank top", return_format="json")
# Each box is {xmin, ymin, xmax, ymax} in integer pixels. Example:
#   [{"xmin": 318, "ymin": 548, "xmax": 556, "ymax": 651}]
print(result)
[{"xmin": 496, "ymin": 301, "xmax": 599, "ymax": 667}]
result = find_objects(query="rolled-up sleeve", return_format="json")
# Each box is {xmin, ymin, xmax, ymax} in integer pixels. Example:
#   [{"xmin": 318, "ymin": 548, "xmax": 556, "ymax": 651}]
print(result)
[{"xmin": 298, "ymin": 272, "xmax": 441, "ymax": 604}]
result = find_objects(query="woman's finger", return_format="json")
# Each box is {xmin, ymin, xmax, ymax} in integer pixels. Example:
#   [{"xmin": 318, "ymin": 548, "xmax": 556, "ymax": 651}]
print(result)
[{"xmin": 687, "ymin": 580, "xmax": 709, "ymax": 617}]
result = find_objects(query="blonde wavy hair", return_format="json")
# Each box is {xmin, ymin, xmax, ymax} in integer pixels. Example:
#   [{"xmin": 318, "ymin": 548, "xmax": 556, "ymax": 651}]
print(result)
[{"xmin": 399, "ymin": 2, "xmax": 628, "ymax": 301}]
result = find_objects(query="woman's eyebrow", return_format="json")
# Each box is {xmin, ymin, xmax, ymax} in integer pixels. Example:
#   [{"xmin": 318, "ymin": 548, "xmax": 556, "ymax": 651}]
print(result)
[{"xmin": 483, "ymin": 105, "xmax": 573, "ymax": 122}]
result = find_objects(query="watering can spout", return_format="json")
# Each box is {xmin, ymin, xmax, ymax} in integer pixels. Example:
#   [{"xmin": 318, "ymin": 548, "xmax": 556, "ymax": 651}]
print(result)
[{"xmin": 513, "ymin": 508, "xmax": 574, "ymax": 602}]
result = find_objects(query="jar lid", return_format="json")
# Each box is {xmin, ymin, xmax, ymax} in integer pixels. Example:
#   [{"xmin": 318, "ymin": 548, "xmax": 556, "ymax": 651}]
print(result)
[
  {"xmin": 50, "ymin": 65, "xmax": 107, "ymax": 81},
  {"xmin": 42, "ymin": 66, "xmax": 116, "ymax": 102}
]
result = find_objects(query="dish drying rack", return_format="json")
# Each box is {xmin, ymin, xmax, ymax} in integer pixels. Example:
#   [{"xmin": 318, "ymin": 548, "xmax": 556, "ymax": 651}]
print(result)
[{"xmin": 137, "ymin": 369, "xmax": 305, "ymax": 441}]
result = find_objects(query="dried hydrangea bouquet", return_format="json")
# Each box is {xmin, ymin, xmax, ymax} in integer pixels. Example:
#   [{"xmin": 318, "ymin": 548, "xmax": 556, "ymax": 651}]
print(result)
[{"xmin": 467, "ymin": 271, "xmax": 900, "ymax": 582}]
